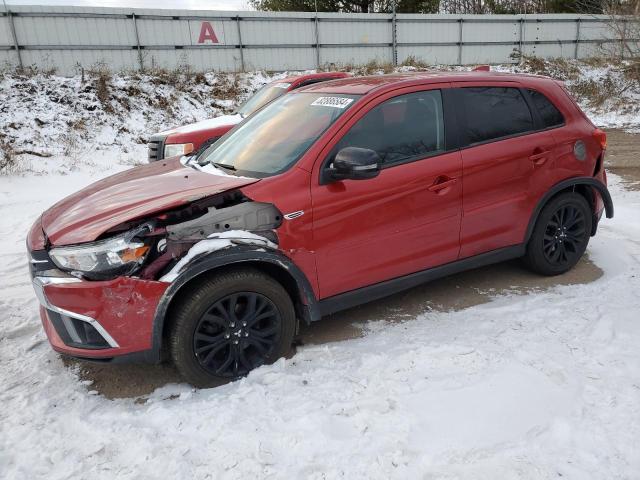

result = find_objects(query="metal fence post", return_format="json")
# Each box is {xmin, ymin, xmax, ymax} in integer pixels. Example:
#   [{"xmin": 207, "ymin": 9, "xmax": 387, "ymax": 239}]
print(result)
[
  {"xmin": 574, "ymin": 18, "xmax": 581, "ymax": 59},
  {"xmin": 7, "ymin": 9, "xmax": 23, "ymax": 69},
  {"xmin": 457, "ymin": 18, "xmax": 463, "ymax": 65},
  {"xmin": 236, "ymin": 16, "xmax": 245, "ymax": 72},
  {"xmin": 131, "ymin": 13, "xmax": 143, "ymax": 71},
  {"xmin": 518, "ymin": 17, "xmax": 524, "ymax": 62},
  {"xmin": 314, "ymin": 14, "xmax": 320, "ymax": 69},
  {"xmin": 391, "ymin": 4, "xmax": 397, "ymax": 66}
]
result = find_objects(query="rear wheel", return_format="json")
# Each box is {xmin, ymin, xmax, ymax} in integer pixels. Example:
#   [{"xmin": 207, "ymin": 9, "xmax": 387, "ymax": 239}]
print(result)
[
  {"xmin": 523, "ymin": 192, "xmax": 592, "ymax": 276},
  {"xmin": 168, "ymin": 268, "xmax": 296, "ymax": 387}
]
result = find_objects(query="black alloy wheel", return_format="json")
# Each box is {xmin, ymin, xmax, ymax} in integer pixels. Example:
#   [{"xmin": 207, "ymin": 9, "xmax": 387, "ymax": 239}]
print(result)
[
  {"xmin": 169, "ymin": 268, "xmax": 296, "ymax": 388},
  {"xmin": 193, "ymin": 292, "xmax": 281, "ymax": 378},
  {"xmin": 542, "ymin": 204, "xmax": 587, "ymax": 267},
  {"xmin": 524, "ymin": 192, "xmax": 592, "ymax": 276}
]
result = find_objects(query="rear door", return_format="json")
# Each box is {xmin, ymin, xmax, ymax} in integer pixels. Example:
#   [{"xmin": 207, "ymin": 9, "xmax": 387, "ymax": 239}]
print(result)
[
  {"xmin": 310, "ymin": 85, "xmax": 463, "ymax": 298},
  {"xmin": 452, "ymin": 82, "xmax": 558, "ymax": 258}
]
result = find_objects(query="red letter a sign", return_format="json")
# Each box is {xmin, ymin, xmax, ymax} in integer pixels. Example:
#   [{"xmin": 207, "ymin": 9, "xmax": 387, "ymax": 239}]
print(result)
[{"xmin": 198, "ymin": 22, "xmax": 220, "ymax": 44}]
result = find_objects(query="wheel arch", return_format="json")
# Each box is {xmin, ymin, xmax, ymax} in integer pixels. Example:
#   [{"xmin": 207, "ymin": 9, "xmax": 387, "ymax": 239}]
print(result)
[
  {"xmin": 149, "ymin": 246, "xmax": 320, "ymax": 363},
  {"xmin": 524, "ymin": 176, "xmax": 614, "ymax": 244}
]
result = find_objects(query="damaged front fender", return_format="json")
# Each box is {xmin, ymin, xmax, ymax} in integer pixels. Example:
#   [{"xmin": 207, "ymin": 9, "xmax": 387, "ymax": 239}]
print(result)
[{"xmin": 148, "ymin": 245, "xmax": 321, "ymax": 363}]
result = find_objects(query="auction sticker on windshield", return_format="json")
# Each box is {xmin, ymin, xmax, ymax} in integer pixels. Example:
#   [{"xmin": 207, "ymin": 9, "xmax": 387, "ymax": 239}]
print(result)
[{"xmin": 311, "ymin": 97, "xmax": 354, "ymax": 109}]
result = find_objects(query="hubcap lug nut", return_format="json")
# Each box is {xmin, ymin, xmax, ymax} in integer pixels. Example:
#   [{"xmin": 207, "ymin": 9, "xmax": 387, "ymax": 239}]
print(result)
[
  {"xmin": 230, "ymin": 323, "xmax": 235, "ymax": 328},
  {"xmin": 225, "ymin": 333, "xmax": 230, "ymax": 339},
  {"xmin": 244, "ymin": 332, "xmax": 249, "ymax": 337},
  {"xmin": 242, "ymin": 322, "xmax": 247, "ymax": 327},
  {"xmin": 233, "ymin": 340, "xmax": 239, "ymax": 345}
]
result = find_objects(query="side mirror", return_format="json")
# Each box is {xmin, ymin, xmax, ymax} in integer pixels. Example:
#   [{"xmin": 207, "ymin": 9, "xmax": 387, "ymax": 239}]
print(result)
[{"xmin": 329, "ymin": 147, "xmax": 381, "ymax": 181}]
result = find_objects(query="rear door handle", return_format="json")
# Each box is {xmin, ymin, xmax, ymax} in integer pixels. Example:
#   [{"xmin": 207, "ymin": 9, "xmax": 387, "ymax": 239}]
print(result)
[
  {"xmin": 529, "ymin": 149, "xmax": 551, "ymax": 165},
  {"xmin": 428, "ymin": 176, "xmax": 458, "ymax": 192}
]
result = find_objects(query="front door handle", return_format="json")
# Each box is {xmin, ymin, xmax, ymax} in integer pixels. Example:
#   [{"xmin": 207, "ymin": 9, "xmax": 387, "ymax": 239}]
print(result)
[{"xmin": 428, "ymin": 176, "xmax": 458, "ymax": 193}]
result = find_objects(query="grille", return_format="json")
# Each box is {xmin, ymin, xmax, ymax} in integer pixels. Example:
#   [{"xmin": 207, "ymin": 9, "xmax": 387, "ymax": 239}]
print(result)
[{"xmin": 147, "ymin": 134, "xmax": 166, "ymax": 162}]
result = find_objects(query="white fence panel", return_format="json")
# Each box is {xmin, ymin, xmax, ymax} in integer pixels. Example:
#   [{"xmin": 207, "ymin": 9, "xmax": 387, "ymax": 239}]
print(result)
[{"xmin": 0, "ymin": 6, "xmax": 626, "ymax": 75}]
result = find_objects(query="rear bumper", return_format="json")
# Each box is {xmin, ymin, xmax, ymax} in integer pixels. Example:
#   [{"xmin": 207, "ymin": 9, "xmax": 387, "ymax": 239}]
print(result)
[{"xmin": 33, "ymin": 275, "xmax": 168, "ymax": 361}]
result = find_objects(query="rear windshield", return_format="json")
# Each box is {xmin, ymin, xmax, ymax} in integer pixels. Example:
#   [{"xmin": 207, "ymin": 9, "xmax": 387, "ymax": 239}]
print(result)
[
  {"xmin": 237, "ymin": 82, "xmax": 291, "ymax": 117},
  {"xmin": 200, "ymin": 93, "xmax": 360, "ymax": 177}
]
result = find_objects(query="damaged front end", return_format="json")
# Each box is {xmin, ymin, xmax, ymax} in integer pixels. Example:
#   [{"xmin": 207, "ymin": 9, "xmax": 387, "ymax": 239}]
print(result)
[
  {"xmin": 29, "ymin": 183, "xmax": 288, "ymax": 360},
  {"xmin": 54, "ymin": 190, "xmax": 284, "ymax": 284}
]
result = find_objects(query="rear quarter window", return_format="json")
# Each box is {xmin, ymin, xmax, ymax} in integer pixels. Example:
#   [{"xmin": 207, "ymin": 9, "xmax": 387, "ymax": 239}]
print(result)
[
  {"xmin": 458, "ymin": 87, "xmax": 534, "ymax": 145},
  {"xmin": 527, "ymin": 89, "xmax": 564, "ymax": 128}
]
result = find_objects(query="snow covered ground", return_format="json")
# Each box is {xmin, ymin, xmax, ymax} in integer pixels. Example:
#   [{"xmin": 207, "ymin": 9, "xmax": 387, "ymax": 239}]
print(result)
[
  {"xmin": 0, "ymin": 160, "xmax": 639, "ymax": 478},
  {"xmin": 1, "ymin": 60, "xmax": 640, "ymax": 478}
]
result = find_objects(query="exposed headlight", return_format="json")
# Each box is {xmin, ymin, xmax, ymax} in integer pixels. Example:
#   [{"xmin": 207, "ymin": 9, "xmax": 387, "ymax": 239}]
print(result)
[
  {"xmin": 164, "ymin": 143, "xmax": 194, "ymax": 158},
  {"xmin": 49, "ymin": 231, "xmax": 150, "ymax": 279}
]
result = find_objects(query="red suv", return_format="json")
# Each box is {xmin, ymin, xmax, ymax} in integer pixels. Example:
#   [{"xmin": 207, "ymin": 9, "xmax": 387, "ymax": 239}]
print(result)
[
  {"xmin": 147, "ymin": 72, "xmax": 350, "ymax": 162},
  {"xmin": 27, "ymin": 72, "xmax": 613, "ymax": 387}
]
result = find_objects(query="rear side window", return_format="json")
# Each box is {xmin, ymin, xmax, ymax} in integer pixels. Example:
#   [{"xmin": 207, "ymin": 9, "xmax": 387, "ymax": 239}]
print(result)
[
  {"xmin": 459, "ymin": 87, "xmax": 534, "ymax": 145},
  {"xmin": 527, "ymin": 89, "xmax": 564, "ymax": 128},
  {"xmin": 333, "ymin": 90, "xmax": 445, "ymax": 167}
]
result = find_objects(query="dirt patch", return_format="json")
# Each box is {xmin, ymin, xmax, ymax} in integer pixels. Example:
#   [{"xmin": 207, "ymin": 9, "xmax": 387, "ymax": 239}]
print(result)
[
  {"xmin": 298, "ymin": 255, "xmax": 602, "ymax": 345},
  {"xmin": 604, "ymin": 129, "xmax": 640, "ymax": 169},
  {"xmin": 604, "ymin": 129, "xmax": 640, "ymax": 190}
]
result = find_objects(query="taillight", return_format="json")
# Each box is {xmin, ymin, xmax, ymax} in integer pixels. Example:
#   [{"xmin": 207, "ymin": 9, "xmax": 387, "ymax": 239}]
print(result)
[{"xmin": 593, "ymin": 128, "xmax": 607, "ymax": 150}]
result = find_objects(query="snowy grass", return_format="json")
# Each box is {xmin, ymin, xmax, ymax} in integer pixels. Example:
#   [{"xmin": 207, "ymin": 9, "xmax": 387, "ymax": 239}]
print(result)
[{"xmin": 1, "ymin": 58, "xmax": 639, "ymax": 175}]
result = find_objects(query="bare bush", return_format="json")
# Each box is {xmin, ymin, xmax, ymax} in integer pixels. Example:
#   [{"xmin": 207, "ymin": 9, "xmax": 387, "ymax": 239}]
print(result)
[
  {"xmin": 0, "ymin": 135, "xmax": 16, "ymax": 173},
  {"xmin": 88, "ymin": 63, "xmax": 113, "ymax": 112},
  {"xmin": 400, "ymin": 55, "xmax": 431, "ymax": 69},
  {"xmin": 519, "ymin": 55, "xmax": 581, "ymax": 80}
]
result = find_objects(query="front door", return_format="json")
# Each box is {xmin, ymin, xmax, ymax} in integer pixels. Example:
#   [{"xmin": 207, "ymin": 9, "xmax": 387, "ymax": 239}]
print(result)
[{"xmin": 310, "ymin": 87, "xmax": 463, "ymax": 299}]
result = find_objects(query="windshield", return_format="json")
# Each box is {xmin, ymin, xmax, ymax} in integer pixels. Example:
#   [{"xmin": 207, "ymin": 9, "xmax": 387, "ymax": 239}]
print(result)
[
  {"xmin": 237, "ymin": 82, "xmax": 291, "ymax": 117},
  {"xmin": 199, "ymin": 93, "xmax": 360, "ymax": 177}
]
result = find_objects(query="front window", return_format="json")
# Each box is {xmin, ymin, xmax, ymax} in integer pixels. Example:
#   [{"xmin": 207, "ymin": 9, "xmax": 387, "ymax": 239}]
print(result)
[
  {"xmin": 199, "ymin": 93, "xmax": 360, "ymax": 177},
  {"xmin": 331, "ymin": 90, "xmax": 445, "ymax": 168},
  {"xmin": 237, "ymin": 82, "xmax": 291, "ymax": 117}
]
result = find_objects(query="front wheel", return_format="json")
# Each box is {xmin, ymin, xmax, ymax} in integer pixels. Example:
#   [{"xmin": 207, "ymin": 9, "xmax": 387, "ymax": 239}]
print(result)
[
  {"xmin": 523, "ymin": 192, "xmax": 592, "ymax": 276},
  {"xmin": 168, "ymin": 268, "xmax": 296, "ymax": 388}
]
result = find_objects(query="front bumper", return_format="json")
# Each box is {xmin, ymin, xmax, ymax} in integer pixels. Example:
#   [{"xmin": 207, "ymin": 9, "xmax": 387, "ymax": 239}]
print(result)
[{"xmin": 32, "ymin": 273, "xmax": 169, "ymax": 360}]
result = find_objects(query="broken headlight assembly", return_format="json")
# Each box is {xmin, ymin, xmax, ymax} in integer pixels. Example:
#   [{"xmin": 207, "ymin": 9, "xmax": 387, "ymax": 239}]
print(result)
[{"xmin": 49, "ymin": 226, "xmax": 152, "ymax": 280}]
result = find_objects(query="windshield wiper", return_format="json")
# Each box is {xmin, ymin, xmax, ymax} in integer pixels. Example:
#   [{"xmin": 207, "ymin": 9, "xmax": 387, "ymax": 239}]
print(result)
[{"xmin": 212, "ymin": 162, "xmax": 236, "ymax": 171}]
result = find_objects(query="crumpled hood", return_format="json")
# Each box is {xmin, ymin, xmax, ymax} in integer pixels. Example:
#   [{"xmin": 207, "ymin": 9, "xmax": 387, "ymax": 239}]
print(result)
[
  {"xmin": 42, "ymin": 157, "xmax": 258, "ymax": 246},
  {"xmin": 159, "ymin": 114, "xmax": 243, "ymax": 136}
]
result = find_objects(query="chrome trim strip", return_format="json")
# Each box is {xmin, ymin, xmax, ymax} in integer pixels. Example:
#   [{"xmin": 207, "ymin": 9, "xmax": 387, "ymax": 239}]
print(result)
[
  {"xmin": 32, "ymin": 276, "xmax": 120, "ymax": 348},
  {"xmin": 284, "ymin": 210, "xmax": 304, "ymax": 220},
  {"xmin": 352, "ymin": 164, "xmax": 378, "ymax": 171}
]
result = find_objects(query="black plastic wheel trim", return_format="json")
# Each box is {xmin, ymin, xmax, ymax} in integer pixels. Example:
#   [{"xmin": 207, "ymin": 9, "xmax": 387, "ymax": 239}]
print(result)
[
  {"xmin": 193, "ymin": 292, "xmax": 281, "ymax": 378},
  {"xmin": 542, "ymin": 204, "xmax": 587, "ymax": 266}
]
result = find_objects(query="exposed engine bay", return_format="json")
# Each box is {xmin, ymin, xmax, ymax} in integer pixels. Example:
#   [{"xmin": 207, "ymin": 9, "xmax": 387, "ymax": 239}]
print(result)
[{"xmin": 81, "ymin": 190, "xmax": 283, "ymax": 282}]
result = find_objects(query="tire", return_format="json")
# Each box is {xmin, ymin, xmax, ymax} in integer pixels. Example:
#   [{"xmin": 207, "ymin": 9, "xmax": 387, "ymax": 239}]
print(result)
[
  {"xmin": 523, "ymin": 192, "xmax": 592, "ymax": 276},
  {"xmin": 168, "ymin": 268, "xmax": 296, "ymax": 388}
]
